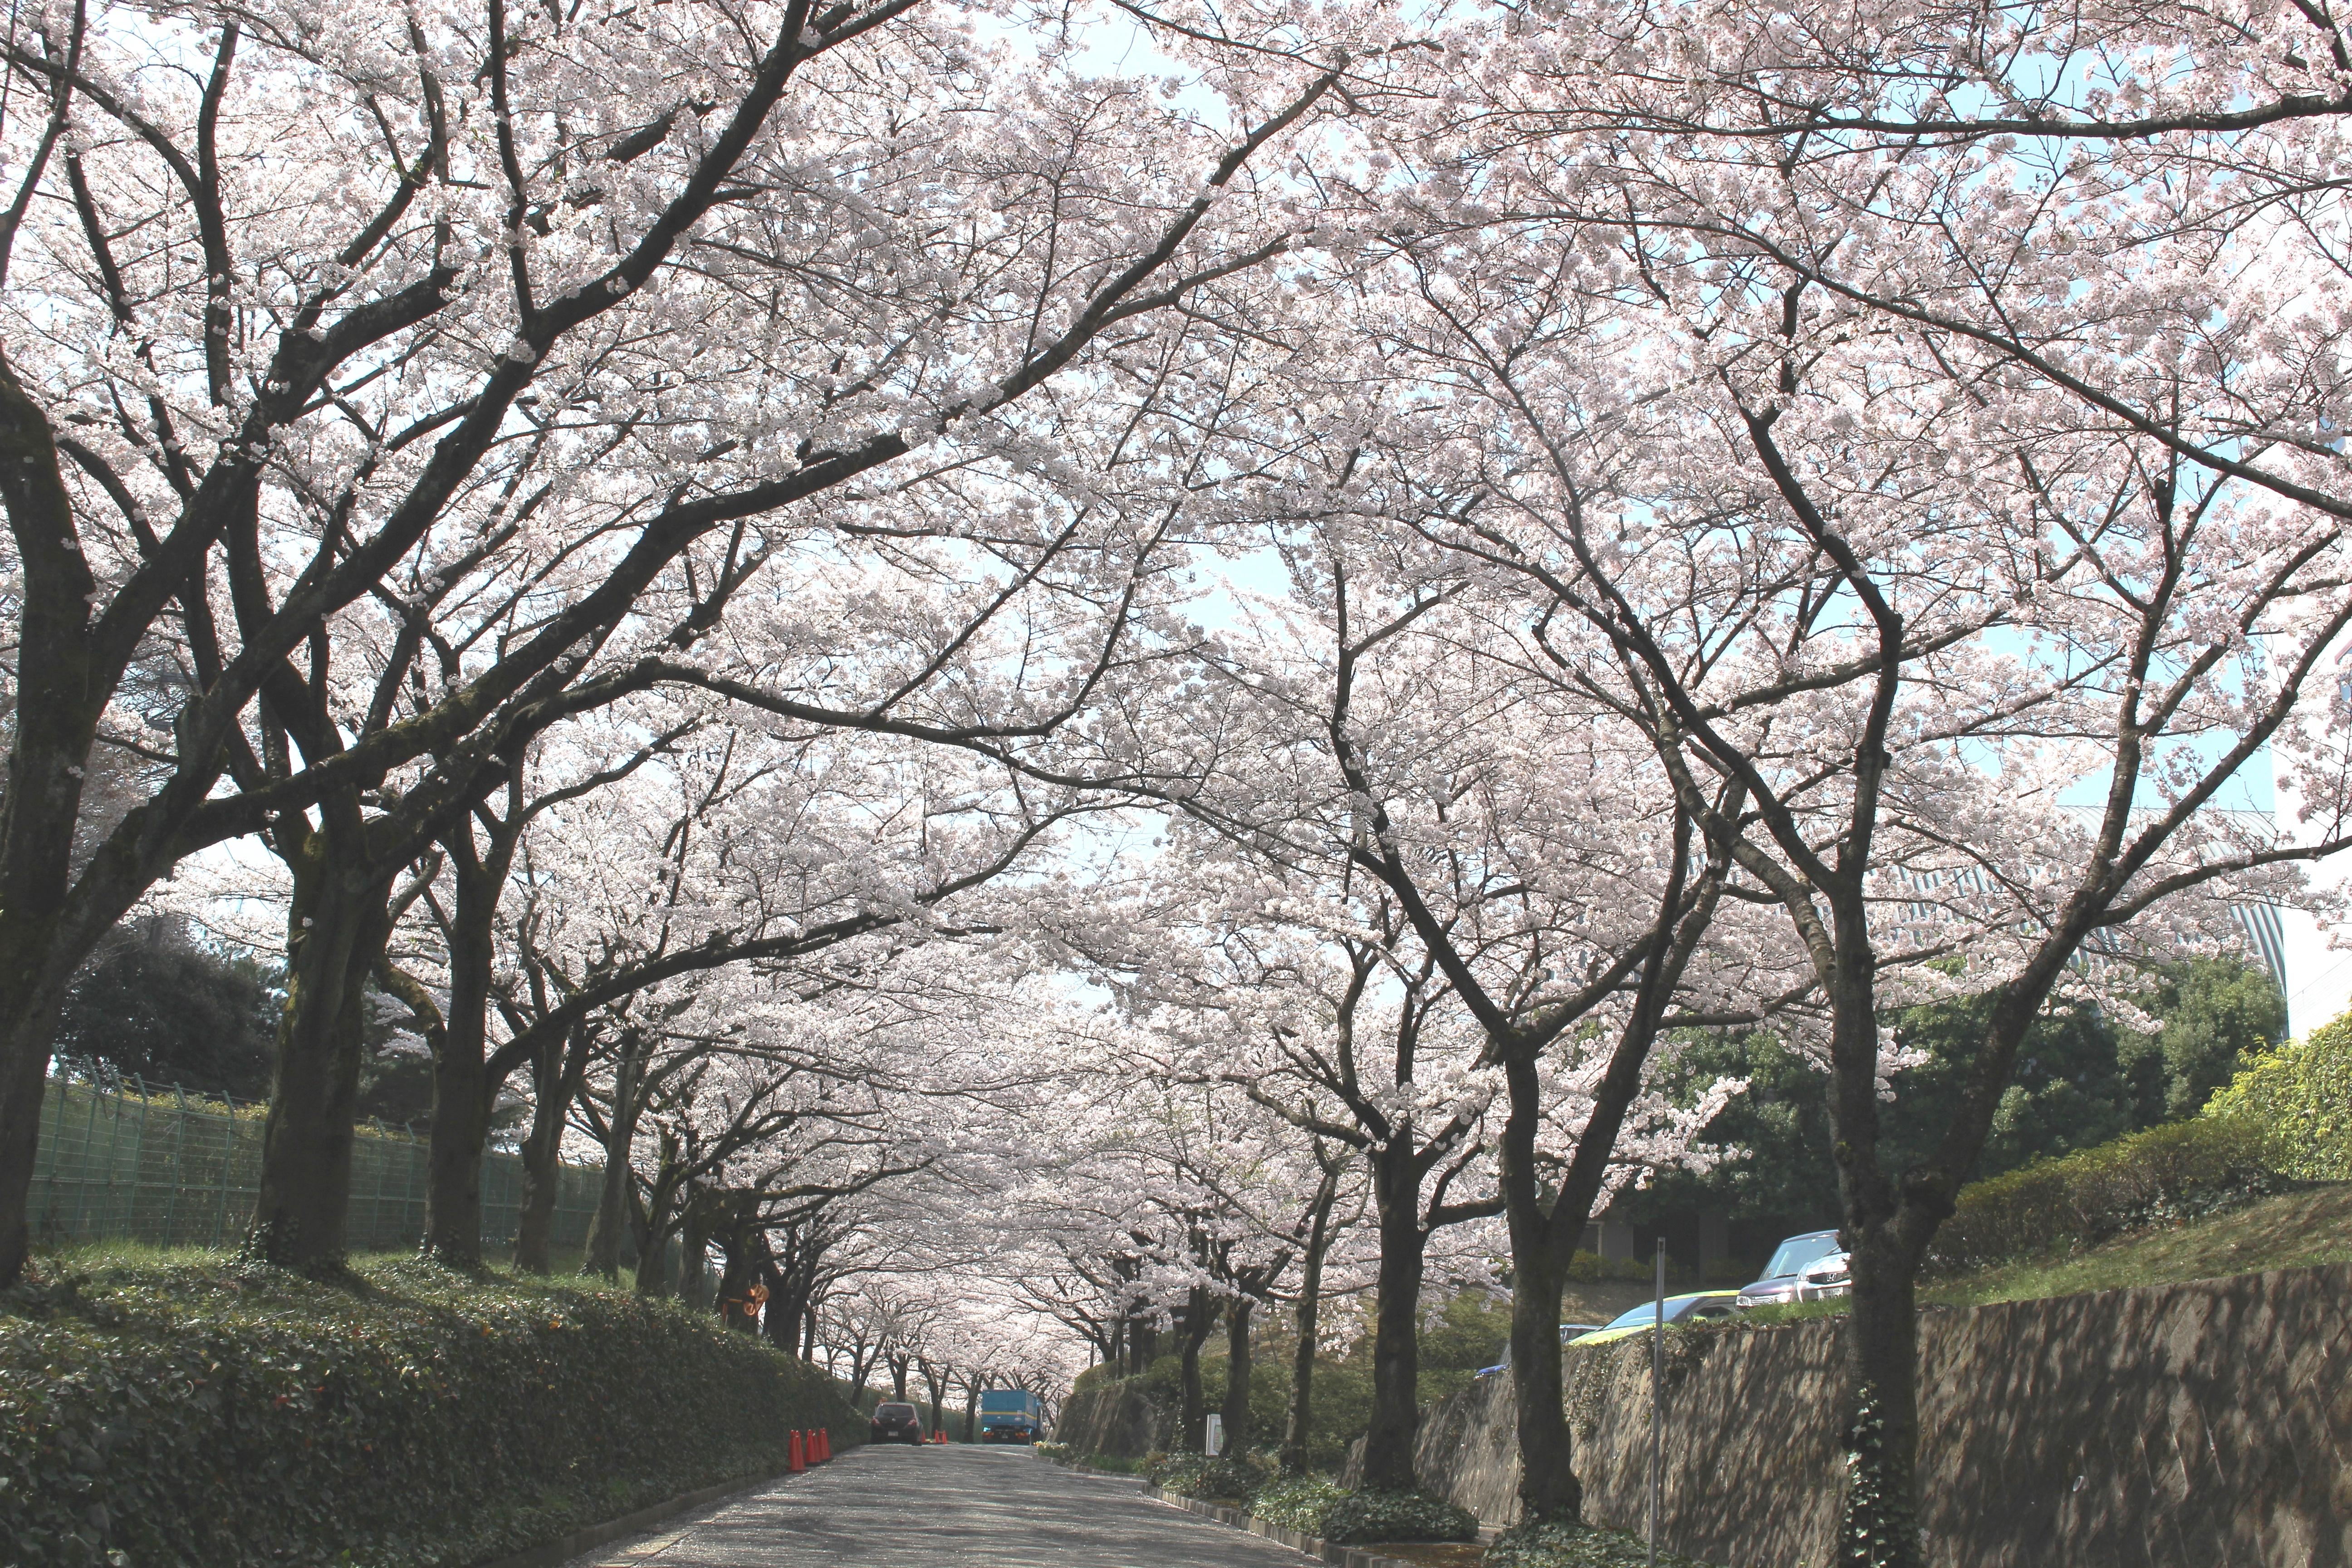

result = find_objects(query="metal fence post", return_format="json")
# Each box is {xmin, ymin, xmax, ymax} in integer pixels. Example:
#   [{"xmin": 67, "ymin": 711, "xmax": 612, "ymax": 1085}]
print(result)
[
  {"xmin": 124, "ymin": 1075, "xmax": 151, "ymax": 1244},
  {"xmin": 70, "ymin": 1082, "xmax": 103, "ymax": 1240},
  {"xmin": 211, "ymin": 1093, "xmax": 237, "ymax": 1248},
  {"xmin": 162, "ymin": 1084, "xmax": 189, "ymax": 1246}
]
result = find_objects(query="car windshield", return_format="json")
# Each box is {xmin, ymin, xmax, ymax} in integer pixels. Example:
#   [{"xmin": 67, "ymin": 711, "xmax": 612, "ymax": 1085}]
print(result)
[
  {"xmin": 1598, "ymin": 1295, "xmax": 1703, "ymax": 1332},
  {"xmin": 1763, "ymin": 1233, "xmax": 1842, "ymax": 1279}
]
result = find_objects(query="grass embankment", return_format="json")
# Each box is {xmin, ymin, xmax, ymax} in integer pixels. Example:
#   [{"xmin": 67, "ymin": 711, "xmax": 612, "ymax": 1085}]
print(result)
[
  {"xmin": 1737, "ymin": 1181, "xmax": 2352, "ymax": 1330},
  {"xmin": 1931, "ymin": 1181, "xmax": 2352, "ymax": 1305},
  {"xmin": 2, "ymin": 1245, "xmax": 861, "ymax": 1568}
]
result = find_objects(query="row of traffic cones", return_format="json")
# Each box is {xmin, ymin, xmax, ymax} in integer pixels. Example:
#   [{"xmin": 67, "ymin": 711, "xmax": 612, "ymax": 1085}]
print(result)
[{"xmin": 787, "ymin": 1425, "xmax": 833, "ymax": 1473}]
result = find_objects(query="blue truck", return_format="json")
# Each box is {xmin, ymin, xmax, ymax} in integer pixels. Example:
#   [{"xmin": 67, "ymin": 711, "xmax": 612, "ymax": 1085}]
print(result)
[{"xmin": 977, "ymin": 1388, "xmax": 1044, "ymax": 1444}]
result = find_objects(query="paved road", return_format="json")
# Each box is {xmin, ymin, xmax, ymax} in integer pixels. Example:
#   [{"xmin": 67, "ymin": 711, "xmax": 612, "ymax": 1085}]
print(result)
[{"xmin": 567, "ymin": 1445, "xmax": 1310, "ymax": 1568}]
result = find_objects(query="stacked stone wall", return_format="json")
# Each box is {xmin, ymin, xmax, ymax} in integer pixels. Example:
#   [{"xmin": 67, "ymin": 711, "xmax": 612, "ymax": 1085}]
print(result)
[
  {"xmin": 1412, "ymin": 1262, "xmax": 2352, "ymax": 1567},
  {"xmin": 1056, "ymin": 1377, "xmax": 1173, "ymax": 1459}
]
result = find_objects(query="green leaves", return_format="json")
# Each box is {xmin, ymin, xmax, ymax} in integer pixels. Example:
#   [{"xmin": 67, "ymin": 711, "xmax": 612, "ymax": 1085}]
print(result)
[
  {"xmin": 1250, "ymin": 1476, "xmax": 1480, "ymax": 1544},
  {"xmin": 0, "ymin": 1258, "xmax": 860, "ymax": 1568}
]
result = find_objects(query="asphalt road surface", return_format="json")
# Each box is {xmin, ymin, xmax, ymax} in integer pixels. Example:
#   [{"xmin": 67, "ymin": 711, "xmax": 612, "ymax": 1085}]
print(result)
[{"xmin": 566, "ymin": 1444, "xmax": 1311, "ymax": 1568}]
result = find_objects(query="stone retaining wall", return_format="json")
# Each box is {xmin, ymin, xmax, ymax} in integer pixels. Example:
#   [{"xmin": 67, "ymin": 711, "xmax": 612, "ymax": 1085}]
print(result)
[
  {"xmin": 1412, "ymin": 1262, "xmax": 2352, "ymax": 1568},
  {"xmin": 1056, "ymin": 1377, "xmax": 1173, "ymax": 1459}
]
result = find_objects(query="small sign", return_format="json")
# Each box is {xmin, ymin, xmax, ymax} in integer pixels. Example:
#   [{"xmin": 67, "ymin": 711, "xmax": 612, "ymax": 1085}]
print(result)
[{"xmin": 1204, "ymin": 1414, "xmax": 1224, "ymax": 1456}]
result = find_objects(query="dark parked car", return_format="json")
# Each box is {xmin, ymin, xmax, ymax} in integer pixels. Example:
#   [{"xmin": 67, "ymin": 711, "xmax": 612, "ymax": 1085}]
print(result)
[
  {"xmin": 1735, "ymin": 1230, "xmax": 1844, "ymax": 1309},
  {"xmin": 870, "ymin": 1401, "xmax": 926, "ymax": 1445}
]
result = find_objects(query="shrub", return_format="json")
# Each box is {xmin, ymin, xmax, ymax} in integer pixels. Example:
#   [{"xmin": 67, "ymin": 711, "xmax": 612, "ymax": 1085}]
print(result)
[
  {"xmin": 1144, "ymin": 1450, "xmax": 1267, "ymax": 1499},
  {"xmin": 0, "ymin": 1254, "xmax": 860, "ymax": 1568},
  {"xmin": 2203, "ymin": 1015, "xmax": 2352, "ymax": 1181},
  {"xmin": 1155, "ymin": 1453, "xmax": 1269, "ymax": 1502},
  {"xmin": 1925, "ymin": 1112, "xmax": 2285, "ymax": 1274},
  {"xmin": 1252, "ymin": 1475, "xmax": 1349, "ymax": 1531},
  {"xmin": 1252, "ymin": 1476, "xmax": 1478, "ymax": 1544},
  {"xmin": 1483, "ymin": 1519, "xmax": 1715, "ymax": 1567}
]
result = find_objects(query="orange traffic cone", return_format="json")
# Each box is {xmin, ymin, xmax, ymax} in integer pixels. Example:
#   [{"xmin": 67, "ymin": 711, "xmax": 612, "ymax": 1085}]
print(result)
[
  {"xmin": 815, "ymin": 1428, "xmax": 830, "ymax": 1462},
  {"xmin": 789, "ymin": 1430, "xmax": 805, "ymax": 1474}
]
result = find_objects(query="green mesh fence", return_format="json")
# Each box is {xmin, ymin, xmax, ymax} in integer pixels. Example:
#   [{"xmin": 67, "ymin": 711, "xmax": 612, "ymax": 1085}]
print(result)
[{"xmin": 28, "ymin": 1076, "xmax": 603, "ymax": 1256}]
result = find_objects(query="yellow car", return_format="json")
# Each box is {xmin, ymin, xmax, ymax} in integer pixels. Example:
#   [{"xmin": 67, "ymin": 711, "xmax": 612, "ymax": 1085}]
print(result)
[{"xmin": 1566, "ymin": 1292, "xmax": 1742, "ymax": 1347}]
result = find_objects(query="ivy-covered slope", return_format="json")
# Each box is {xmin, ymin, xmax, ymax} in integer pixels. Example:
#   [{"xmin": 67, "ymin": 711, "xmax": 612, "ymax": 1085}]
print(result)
[{"xmin": 1, "ymin": 1254, "xmax": 861, "ymax": 1568}]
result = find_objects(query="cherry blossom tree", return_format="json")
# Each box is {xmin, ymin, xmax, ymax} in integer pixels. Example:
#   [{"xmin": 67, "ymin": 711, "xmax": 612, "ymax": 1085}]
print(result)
[
  {"xmin": 0, "ymin": 0, "xmax": 1362, "ymax": 1283},
  {"xmin": 1304, "ymin": 44, "xmax": 2352, "ymax": 1546}
]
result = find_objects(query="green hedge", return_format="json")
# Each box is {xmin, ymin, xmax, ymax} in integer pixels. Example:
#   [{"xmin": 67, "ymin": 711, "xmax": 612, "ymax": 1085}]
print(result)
[
  {"xmin": 0, "ymin": 1254, "xmax": 861, "ymax": 1568},
  {"xmin": 1147, "ymin": 1450, "xmax": 1268, "ymax": 1501},
  {"xmin": 1924, "ymin": 1112, "xmax": 2285, "ymax": 1274},
  {"xmin": 2203, "ymin": 1014, "xmax": 2352, "ymax": 1181},
  {"xmin": 1251, "ymin": 1476, "xmax": 1479, "ymax": 1544},
  {"xmin": 1483, "ymin": 1519, "xmax": 1717, "ymax": 1566}
]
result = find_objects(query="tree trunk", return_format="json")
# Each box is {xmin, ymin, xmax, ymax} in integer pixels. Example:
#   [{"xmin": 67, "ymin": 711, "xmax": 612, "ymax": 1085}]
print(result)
[
  {"xmin": 963, "ymin": 1381, "xmax": 982, "ymax": 1443},
  {"xmin": 1280, "ymin": 1172, "xmax": 1339, "ymax": 1475},
  {"xmin": 1500, "ymin": 1053, "xmax": 1580, "ymax": 1523},
  {"xmin": 1221, "ymin": 1294, "xmax": 1254, "ymax": 1456},
  {"xmin": 922, "ymin": 1362, "xmax": 951, "ymax": 1430},
  {"xmin": 891, "ymin": 1354, "xmax": 912, "ymax": 1399},
  {"xmin": 419, "ymin": 848, "xmax": 503, "ymax": 1268},
  {"xmin": 1826, "ymin": 932, "xmax": 1921, "ymax": 1568},
  {"xmin": 630, "ymin": 1131, "xmax": 680, "ymax": 1301},
  {"xmin": 421, "ymin": 1042, "xmax": 489, "ymax": 1267},
  {"xmin": 1360, "ymin": 1141, "xmax": 1428, "ymax": 1491},
  {"xmin": 1127, "ymin": 1312, "xmax": 1158, "ymax": 1377},
  {"xmin": 245, "ymin": 833, "xmax": 393, "ymax": 1270},
  {"xmin": 1504, "ymin": 1218, "xmax": 1576, "ymax": 1520},
  {"xmin": 0, "ymin": 346, "xmax": 107, "ymax": 1291},
  {"xmin": 1177, "ymin": 1284, "xmax": 1218, "ymax": 1451},
  {"xmin": 582, "ymin": 1039, "xmax": 646, "ymax": 1280},
  {"xmin": 513, "ymin": 1023, "xmax": 588, "ymax": 1274},
  {"xmin": 1838, "ymin": 1235, "xmax": 1922, "ymax": 1566},
  {"xmin": 676, "ymin": 1195, "xmax": 715, "ymax": 1311}
]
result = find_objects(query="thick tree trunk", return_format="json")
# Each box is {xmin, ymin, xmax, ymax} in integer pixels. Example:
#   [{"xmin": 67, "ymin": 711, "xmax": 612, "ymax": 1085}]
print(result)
[
  {"xmin": 513, "ymin": 1021, "xmax": 587, "ymax": 1275},
  {"xmin": 1360, "ymin": 1143, "xmax": 1428, "ymax": 1492},
  {"xmin": 0, "ymin": 346, "xmax": 106, "ymax": 1291},
  {"xmin": 1280, "ymin": 1174, "xmax": 1339, "ymax": 1475},
  {"xmin": 921, "ymin": 1362, "xmax": 950, "ymax": 1429},
  {"xmin": 419, "ymin": 851, "xmax": 503, "ymax": 1268},
  {"xmin": 1504, "ymin": 1222, "xmax": 1576, "ymax": 1520},
  {"xmin": 1221, "ymin": 1295, "xmax": 1254, "ymax": 1455},
  {"xmin": 421, "ymin": 1044, "xmax": 488, "ymax": 1267},
  {"xmin": 1501, "ymin": 1054, "xmax": 1580, "ymax": 1524},
  {"xmin": 963, "ymin": 1382, "xmax": 981, "ymax": 1443},
  {"xmin": 1825, "ymin": 936, "xmax": 1922, "ymax": 1568},
  {"xmin": 1838, "ymin": 1235, "xmax": 1922, "ymax": 1566},
  {"xmin": 582, "ymin": 1039, "xmax": 647, "ymax": 1281},
  {"xmin": 1127, "ymin": 1312, "xmax": 1158, "ymax": 1377},
  {"xmin": 676, "ymin": 1197, "xmax": 715, "ymax": 1311},
  {"xmin": 246, "ymin": 838, "xmax": 393, "ymax": 1270},
  {"xmin": 1177, "ymin": 1284, "xmax": 1218, "ymax": 1451}
]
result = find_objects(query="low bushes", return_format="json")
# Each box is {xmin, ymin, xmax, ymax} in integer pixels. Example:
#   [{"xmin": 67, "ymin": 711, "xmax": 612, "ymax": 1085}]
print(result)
[
  {"xmin": 1482, "ymin": 1519, "xmax": 1716, "ymax": 1567},
  {"xmin": 1922, "ymin": 1111, "xmax": 2288, "ymax": 1274},
  {"xmin": 1146, "ymin": 1450, "xmax": 1269, "ymax": 1501},
  {"xmin": 2203, "ymin": 1016, "xmax": 2352, "ymax": 1181},
  {"xmin": 0, "ymin": 1253, "xmax": 861, "ymax": 1568},
  {"xmin": 1251, "ymin": 1475, "xmax": 1480, "ymax": 1544}
]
